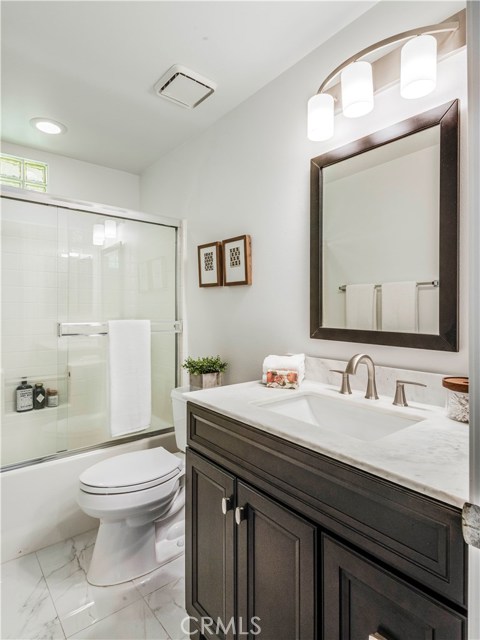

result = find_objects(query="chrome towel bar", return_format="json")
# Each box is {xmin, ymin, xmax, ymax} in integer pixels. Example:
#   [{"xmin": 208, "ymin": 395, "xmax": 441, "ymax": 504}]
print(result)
[
  {"xmin": 58, "ymin": 321, "xmax": 182, "ymax": 337},
  {"xmin": 338, "ymin": 280, "xmax": 439, "ymax": 292}
]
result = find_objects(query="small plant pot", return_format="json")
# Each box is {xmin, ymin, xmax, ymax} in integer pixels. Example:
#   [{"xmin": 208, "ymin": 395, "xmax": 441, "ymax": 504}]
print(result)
[{"xmin": 190, "ymin": 372, "xmax": 223, "ymax": 389}]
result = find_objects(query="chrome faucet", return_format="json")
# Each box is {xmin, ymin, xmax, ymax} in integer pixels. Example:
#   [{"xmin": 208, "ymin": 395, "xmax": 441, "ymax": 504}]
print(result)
[{"xmin": 345, "ymin": 353, "xmax": 379, "ymax": 400}]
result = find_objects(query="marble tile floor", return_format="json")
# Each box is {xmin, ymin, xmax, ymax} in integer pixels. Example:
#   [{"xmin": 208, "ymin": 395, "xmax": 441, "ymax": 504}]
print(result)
[{"xmin": 1, "ymin": 529, "xmax": 188, "ymax": 640}]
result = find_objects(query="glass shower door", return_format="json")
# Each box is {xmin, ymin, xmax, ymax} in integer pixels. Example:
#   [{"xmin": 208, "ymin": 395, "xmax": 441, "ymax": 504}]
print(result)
[
  {"xmin": 1, "ymin": 195, "xmax": 179, "ymax": 468},
  {"xmin": 58, "ymin": 208, "xmax": 178, "ymax": 452}
]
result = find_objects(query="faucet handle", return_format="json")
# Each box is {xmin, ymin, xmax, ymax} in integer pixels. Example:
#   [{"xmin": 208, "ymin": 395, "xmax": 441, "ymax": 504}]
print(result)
[
  {"xmin": 393, "ymin": 380, "xmax": 427, "ymax": 407},
  {"xmin": 330, "ymin": 369, "xmax": 352, "ymax": 395}
]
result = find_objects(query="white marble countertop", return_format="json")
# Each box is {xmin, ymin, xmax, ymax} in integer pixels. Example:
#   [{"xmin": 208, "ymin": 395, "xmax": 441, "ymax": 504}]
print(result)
[{"xmin": 184, "ymin": 380, "xmax": 469, "ymax": 508}]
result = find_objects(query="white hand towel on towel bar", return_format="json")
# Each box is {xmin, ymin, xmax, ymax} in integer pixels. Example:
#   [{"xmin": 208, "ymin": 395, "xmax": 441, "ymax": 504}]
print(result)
[
  {"xmin": 345, "ymin": 284, "xmax": 377, "ymax": 330},
  {"xmin": 381, "ymin": 281, "xmax": 418, "ymax": 332},
  {"xmin": 108, "ymin": 320, "xmax": 151, "ymax": 437}
]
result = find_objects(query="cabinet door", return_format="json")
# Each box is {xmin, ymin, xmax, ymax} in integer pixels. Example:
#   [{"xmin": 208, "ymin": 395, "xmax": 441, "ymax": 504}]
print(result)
[
  {"xmin": 236, "ymin": 481, "xmax": 316, "ymax": 640},
  {"xmin": 323, "ymin": 535, "xmax": 466, "ymax": 640},
  {"xmin": 186, "ymin": 450, "xmax": 236, "ymax": 640}
]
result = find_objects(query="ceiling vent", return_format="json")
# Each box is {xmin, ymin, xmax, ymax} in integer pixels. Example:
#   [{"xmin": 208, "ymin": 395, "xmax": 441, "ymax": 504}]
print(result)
[{"xmin": 154, "ymin": 65, "xmax": 216, "ymax": 109}]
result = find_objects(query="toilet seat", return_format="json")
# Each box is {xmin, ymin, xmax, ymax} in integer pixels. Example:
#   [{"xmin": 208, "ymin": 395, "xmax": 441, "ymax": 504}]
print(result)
[{"xmin": 79, "ymin": 447, "xmax": 183, "ymax": 495}]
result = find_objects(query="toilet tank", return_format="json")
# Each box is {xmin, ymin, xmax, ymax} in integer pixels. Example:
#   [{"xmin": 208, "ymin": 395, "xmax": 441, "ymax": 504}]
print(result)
[{"xmin": 170, "ymin": 387, "xmax": 191, "ymax": 452}]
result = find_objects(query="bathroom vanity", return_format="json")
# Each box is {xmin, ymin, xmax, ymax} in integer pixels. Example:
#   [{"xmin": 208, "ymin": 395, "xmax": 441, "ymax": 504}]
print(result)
[{"xmin": 184, "ymin": 380, "xmax": 468, "ymax": 640}]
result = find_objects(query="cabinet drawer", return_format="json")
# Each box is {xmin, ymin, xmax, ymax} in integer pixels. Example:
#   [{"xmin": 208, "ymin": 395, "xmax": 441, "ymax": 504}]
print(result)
[
  {"xmin": 188, "ymin": 403, "xmax": 466, "ymax": 607},
  {"xmin": 322, "ymin": 534, "xmax": 466, "ymax": 640}
]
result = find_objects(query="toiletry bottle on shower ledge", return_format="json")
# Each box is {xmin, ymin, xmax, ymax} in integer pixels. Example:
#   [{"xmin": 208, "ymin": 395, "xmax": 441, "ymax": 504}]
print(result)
[
  {"xmin": 16, "ymin": 379, "xmax": 33, "ymax": 412},
  {"xmin": 46, "ymin": 388, "xmax": 59, "ymax": 407},
  {"xmin": 34, "ymin": 383, "xmax": 46, "ymax": 410}
]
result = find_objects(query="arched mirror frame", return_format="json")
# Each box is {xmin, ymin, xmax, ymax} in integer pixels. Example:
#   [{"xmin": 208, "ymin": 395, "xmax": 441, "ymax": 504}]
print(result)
[{"xmin": 310, "ymin": 99, "xmax": 459, "ymax": 351}]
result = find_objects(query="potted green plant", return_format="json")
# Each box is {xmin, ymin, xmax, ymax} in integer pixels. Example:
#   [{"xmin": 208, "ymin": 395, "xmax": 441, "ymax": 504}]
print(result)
[{"xmin": 182, "ymin": 355, "xmax": 228, "ymax": 389}]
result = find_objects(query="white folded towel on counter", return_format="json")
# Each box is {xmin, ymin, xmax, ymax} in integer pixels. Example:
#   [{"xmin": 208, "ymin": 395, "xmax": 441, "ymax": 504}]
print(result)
[{"xmin": 262, "ymin": 353, "xmax": 305, "ymax": 384}]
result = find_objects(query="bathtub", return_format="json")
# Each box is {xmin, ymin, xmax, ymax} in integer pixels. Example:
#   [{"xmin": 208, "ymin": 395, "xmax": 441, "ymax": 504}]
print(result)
[{"xmin": 1, "ymin": 431, "xmax": 176, "ymax": 562}]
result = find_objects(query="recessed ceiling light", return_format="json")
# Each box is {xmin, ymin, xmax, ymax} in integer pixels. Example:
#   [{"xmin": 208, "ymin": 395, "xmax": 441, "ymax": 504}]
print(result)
[{"xmin": 30, "ymin": 117, "xmax": 67, "ymax": 135}]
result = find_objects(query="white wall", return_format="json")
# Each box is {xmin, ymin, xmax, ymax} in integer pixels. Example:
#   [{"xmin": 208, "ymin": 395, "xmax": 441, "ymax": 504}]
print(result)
[
  {"xmin": 1, "ymin": 142, "xmax": 140, "ymax": 210},
  {"xmin": 140, "ymin": 1, "xmax": 468, "ymax": 383}
]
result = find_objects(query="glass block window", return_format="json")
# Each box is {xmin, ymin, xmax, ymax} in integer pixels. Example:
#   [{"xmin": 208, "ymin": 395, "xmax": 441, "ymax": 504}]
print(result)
[{"xmin": 0, "ymin": 154, "xmax": 48, "ymax": 192}]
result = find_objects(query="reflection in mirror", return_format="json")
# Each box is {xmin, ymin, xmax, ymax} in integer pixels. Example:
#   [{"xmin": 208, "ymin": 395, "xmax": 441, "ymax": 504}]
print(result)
[
  {"xmin": 310, "ymin": 100, "xmax": 458, "ymax": 351},
  {"xmin": 323, "ymin": 126, "xmax": 440, "ymax": 334}
]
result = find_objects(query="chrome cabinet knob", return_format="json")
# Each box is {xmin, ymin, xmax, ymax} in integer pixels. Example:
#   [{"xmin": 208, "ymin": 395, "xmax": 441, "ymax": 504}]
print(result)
[
  {"xmin": 393, "ymin": 380, "xmax": 427, "ymax": 407},
  {"xmin": 235, "ymin": 506, "xmax": 246, "ymax": 525},
  {"xmin": 221, "ymin": 497, "xmax": 233, "ymax": 515}
]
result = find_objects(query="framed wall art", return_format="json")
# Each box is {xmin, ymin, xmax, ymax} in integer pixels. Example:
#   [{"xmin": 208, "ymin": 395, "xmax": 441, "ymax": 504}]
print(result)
[
  {"xmin": 222, "ymin": 235, "xmax": 252, "ymax": 286},
  {"xmin": 198, "ymin": 241, "xmax": 223, "ymax": 287}
]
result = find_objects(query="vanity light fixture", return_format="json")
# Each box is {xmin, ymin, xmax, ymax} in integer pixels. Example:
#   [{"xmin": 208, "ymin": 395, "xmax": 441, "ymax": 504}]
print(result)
[
  {"xmin": 307, "ymin": 16, "xmax": 461, "ymax": 141},
  {"xmin": 104, "ymin": 219, "xmax": 117, "ymax": 239},
  {"xmin": 307, "ymin": 93, "xmax": 335, "ymax": 141},
  {"xmin": 30, "ymin": 117, "xmax": 67, "ymax": 135},
  {"xmin": 92, "ymin": 220, "xmax": 118, "ymax": 246},
  {"xmin": 400, "ymin": 34, "xmax": 437, "ymax": 99},
  {"xmin": 341, "ymin": 61, "xmax": 374, "ymax": 118}
]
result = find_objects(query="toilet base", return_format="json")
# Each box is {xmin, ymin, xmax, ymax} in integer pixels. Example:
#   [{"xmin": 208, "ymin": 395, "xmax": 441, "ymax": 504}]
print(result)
[
  {"xmin": 87, "ymin": 519, "xmax": 159, "ymax": 586},
  {"xmin": 87, "ymin": 505, "xmax": 185, "ymax": 586},
  {"xmin": 155, "ymin": 515, "xmax": 185, "ymax": 565}
]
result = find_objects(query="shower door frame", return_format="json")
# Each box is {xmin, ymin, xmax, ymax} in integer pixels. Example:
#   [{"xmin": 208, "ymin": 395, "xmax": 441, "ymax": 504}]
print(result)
[{"xmin": 1, "ymin": 186, "xmax": 185, "ymax": 471}]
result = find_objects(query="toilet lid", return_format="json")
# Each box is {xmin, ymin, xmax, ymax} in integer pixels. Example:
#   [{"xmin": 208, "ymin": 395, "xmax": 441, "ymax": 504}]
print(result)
[{"xmin": 79, "ymin": 447, "xmax": 182, "ymax": 494}]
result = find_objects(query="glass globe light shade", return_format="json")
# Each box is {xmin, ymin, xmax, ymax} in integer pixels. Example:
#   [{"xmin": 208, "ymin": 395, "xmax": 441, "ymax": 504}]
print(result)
[
  {"xmin": 307, "ymin": 93, "xmax": 335, "ymax": 141},
  {"xmin": 341, "ymin": 61, "xmax": 374, "ymax": 118},
  {"xmin": 93, "ymin": 224, "xmax": 105, "ymax": 246},
  {"xmin": 401, "ymin": 34, "xmax": 437, "ymax": 99}
]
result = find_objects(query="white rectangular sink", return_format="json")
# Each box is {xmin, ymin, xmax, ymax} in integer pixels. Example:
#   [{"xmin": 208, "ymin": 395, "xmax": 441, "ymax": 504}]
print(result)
[{"xmin": 253, "ymin": 392, "xmax": 425, "ymax": 442}]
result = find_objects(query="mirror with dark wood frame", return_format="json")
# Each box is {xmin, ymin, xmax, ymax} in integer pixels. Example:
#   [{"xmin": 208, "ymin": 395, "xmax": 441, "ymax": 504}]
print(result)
[{"xmin": 310, "ymin": 100, "xmax": 459, "ymax": 351}]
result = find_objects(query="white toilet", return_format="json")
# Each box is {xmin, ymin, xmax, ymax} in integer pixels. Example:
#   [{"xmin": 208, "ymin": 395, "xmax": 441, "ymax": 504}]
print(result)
[{"xmin": 77, "ymin": 387, "xmax": 189, "ymax": 586}]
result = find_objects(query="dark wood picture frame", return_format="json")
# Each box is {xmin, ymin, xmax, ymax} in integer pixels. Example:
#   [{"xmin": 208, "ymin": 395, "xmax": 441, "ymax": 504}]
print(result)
[
  {"xmin": 222, "ymin": 235, "xmax": 252, "ymax": 286},
  {"xmin": 310, "ymin": 100, "xmax": 459, "ymax": 351},
  {"xmin": 198, "ymin": 241, "xmax": 223, "ymax": 287}
]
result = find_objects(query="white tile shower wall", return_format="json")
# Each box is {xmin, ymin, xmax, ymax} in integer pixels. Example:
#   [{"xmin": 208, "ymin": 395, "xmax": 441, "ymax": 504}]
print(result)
[
  {"xmin": 1, "ymin": 432, "xmax": 177, "ymax": 563},
  {"xmin": 1, "ymin": 199, "xmax": 63, "ymax": 465}
]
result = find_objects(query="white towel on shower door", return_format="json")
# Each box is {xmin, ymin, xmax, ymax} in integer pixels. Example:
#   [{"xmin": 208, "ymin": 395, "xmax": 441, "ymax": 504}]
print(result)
[
  {"xmin": 345, "ymin": 284, "xmax": 377, "ymax": 330},
  {"xmin": 108, "ymin": 320, "xmax": 151, "ymax": 437},
  {"xmin": 381, "ymin": 281, "xmax": 418, "ymax": 332}
]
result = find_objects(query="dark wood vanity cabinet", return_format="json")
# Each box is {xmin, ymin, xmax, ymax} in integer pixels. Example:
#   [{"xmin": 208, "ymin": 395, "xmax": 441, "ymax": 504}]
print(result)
[
  {"xmin": 323, "ymin": 535, "xmax": 465, "ymax": 640},
  {"xmin": 186, "ymin": 402, "xmax": 467, "ymax": 640},
  {"xmin": 186, "ymin": 449, "xmax": 315, "ymax": 640},
  {"xmin": 186, "ymin": 451, "xmax": 235, "ymax": 640}
]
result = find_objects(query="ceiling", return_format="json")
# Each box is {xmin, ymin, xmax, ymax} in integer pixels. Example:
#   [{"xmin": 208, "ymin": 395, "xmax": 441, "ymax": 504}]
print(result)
[{"xmin": 1, "ymin": 1, "xmax": 376, "ymax": 174}]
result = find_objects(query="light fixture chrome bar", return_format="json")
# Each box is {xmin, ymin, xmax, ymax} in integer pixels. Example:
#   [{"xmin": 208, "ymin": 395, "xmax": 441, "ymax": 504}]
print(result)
[
  {"xmin": 338, "ymin": 280, "xmax": 439, "ymax": 292},
  {"xmin": 58, "ymin": 321, "xmax": 182, "ymax": 337},
  {"xmin": 317, "ymin": 21, "xmax": 459, "ymax": 94}
]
